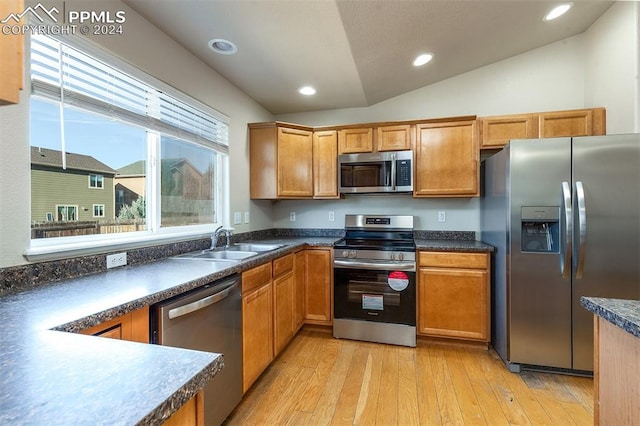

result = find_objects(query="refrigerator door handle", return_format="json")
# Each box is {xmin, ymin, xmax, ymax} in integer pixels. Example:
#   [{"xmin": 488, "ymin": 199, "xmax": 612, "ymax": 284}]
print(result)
[
  {"xmin": 575, "ymin": 181, "xmax": 587, "ymax": 279},
  {"xmin": 561, "ymin": 181, "xmax": 572, "ymax": 278}
]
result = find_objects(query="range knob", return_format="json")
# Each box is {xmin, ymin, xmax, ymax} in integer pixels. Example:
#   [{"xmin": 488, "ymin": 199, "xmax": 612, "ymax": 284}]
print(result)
[
  {"xmin": 390, "ymin": 253, "xmax": 396, "ymax": 261},
  {"xmin": 349, "ymin": 250, "xmax": 357, "ymax": 259},
  {"xmin": 398, "ymin": 253, "xmax": 405, "ymax": 261},
  {"xmin": 341, "ymin": 250, "xmax": 350, "ymax": 258}
]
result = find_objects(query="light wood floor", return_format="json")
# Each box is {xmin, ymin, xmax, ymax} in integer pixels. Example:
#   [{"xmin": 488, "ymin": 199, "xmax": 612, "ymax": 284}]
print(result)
[{"xmin": 225, "ymin": 329, "xmax": 594, "ymax": 425}]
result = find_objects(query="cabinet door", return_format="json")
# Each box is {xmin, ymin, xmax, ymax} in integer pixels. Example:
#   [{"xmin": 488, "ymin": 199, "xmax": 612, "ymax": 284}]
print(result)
[
  {"xmin": 304, "ymin": 248, "xmax": 332, "ymax": 325},
  {"xmin": 294, "ymin": 250, "xmax": 306, "ymax": 330},
  {"xmin": 377, "ymin": 124, "xmax": 414, "ymax": 151},
  {"xmin": 273, "ymin": 271, "xmax": 295, "ymax": 356},
  {"xmin": 415, "ymin": 120, "xmax": 479, "ymax": 197},
  {"xmin": 338, "ymin": 128, "xmax": 374, "ymax": 154},
  {"xmin": 313, "ymin": 130, "xmax": 339, "ymax": 198},
  {"xmin": 277, "ymin": 126, "xmax": 313, "ymax": 197},
  {"xmin": 418, "ymin": 267, "xmax": 488, "ymax": 341},
  {"xmin": 0, "ymin": 0, "xmax": 23, "ymax": 105},
  {"xmin": 242, "ymin": 282, "xmax": 273, "ymax": 393},
  {"xmin": 480, "ymin": 114, "xmax": 538, "ymax": 149},
  {"xmin": 80, "ymin": 306, "xmax": 149, "ymax": 343},
  {"xmin": 539, "ymin": 108, "xmax": 606, "ymax": 138}
]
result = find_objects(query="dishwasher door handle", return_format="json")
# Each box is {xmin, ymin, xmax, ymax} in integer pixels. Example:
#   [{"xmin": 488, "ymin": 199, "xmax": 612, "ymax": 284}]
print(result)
[{"xmin": 168, "ymin": 278, "xmax": 240, "ymax": 320}]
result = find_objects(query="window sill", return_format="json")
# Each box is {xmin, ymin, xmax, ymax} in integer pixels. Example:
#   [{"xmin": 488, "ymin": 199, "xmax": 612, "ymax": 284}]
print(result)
[{"xmin": 23, "ymin": 229, "xmax": 212, "ymax": 263}]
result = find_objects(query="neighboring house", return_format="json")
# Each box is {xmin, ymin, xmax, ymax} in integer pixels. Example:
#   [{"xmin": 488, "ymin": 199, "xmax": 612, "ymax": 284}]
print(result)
[
  {"xmin": 30, "ymin": 147, "xmax": 116, "ymax": 222},
  {"xmin": 116, "ymin": 158, "xmax": 214, "ymax": 222},
  {"xmin": 114, "ymin": 160, "xmax": 146, "ymax": 217}
]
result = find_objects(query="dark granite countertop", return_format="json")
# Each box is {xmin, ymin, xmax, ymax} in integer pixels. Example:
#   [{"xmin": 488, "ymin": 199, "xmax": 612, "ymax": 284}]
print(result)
[
  {"xmin": 581, "ymin": 297, "xmax": 640, "ymax": 339},
  {"xmin": 0, "ymin": 232, "xmax": 491, "ymax": 424},
  {"xmin": 414, "ymin": 239, "xmax": 495, "ymax": 252},
  {"xmin": 0, "ymin": 237, "xmax": 335, "ymax": 425}
]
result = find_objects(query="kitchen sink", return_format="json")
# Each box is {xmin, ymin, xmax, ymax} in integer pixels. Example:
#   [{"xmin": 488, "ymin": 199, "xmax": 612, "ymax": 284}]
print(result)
[
  {"xmin": 229, "ymin": 243, "xmax": 285, "ymax": 252},
  {"xmin": 175, "ymin": 250, "xmax": 258, "ymax": 261}
]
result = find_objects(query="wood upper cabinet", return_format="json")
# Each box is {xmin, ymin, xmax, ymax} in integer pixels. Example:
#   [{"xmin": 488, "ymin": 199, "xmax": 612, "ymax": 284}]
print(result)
[
  {"xmin": 312, "ymin": 130, "xmax": 339, "ymax": 199},
  {"xmin": 294, "ymin": 250, "xmax": 306, "ymax": 331},
  {"xmin": 414, "ymin": 119, "xmax": 479, "ymax": 197},
  {"xmin": 338, "ymin": 127, "xmax": 374, "ymax": 154},
  {"xmin": 417, "ymin": 251, "xmax": 490, "ymax": 343},
  {"xmin": 479, "ymin": 108, "xmax": 606, "ymax": 149},
  {"xmin": 0, "ymin": 0, "xmax": 24, "ymax": 105},
  {"xmin": 539, "ymin": 107, "xmax": 606, "ymax": 138},
  {"xmin": 480, "ymin": 114, "xmax": 538, "ymax": 149},
  {"xmin": 376, "ymin": 124, "xmax": 414, "ymax": 151},
  {"xmin": 272, "ymin": 254, "xmax": 295, "ymax": 356},
  {"xmin": 242, "ymin": 263, "xmax": 273, "ymax": 393},
  {"xmin": 249, "ymin": 122, "xmax": 313, "ymax": 199},
  {"xmin": 80, "ymin": 306, "xmax": 149, "ymax": 343},
  {"xmin": 304, "ymin": 248, "xmax": 332, "ymax": 325}
]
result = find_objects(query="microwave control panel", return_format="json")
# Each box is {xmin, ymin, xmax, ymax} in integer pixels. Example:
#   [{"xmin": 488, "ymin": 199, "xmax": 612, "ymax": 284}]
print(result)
[{"xmin": 397, "ymin": 159, "xmax": 412, "ymax": 186}]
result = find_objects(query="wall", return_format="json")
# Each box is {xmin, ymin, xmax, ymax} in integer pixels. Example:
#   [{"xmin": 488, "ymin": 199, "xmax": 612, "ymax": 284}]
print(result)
[
  {"xmin": 584, "ymin": 1, "xmax": 639, "ymax": 134},
  {"xmin": 0, "ymin": 0, "xmax": 274, "ymax": 268},
  {"xmin": 275, "ymin": 3, "xmax": 638, "ymax": 231}
]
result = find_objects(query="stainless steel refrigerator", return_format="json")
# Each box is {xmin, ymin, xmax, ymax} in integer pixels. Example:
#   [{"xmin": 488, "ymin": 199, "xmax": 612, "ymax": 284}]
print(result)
[{"xmin": 481, "ymin": 134, "xmax": 640, "ymax": 373}]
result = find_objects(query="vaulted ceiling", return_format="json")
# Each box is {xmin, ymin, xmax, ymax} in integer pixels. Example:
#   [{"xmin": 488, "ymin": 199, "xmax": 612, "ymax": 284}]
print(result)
[{"xmin": 125, "ymin": 0, "xmax": 614, "ymax": 114}]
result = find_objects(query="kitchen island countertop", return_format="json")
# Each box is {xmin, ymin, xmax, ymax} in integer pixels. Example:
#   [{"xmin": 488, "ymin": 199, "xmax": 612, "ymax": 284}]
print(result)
[{"xmin": 580, "ymin": 296, "xmax": 640, "ymax": 339}]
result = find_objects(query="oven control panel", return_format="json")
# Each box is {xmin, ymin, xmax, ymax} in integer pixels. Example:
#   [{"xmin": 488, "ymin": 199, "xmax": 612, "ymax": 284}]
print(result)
[{"xmin": 334, "ymin": 249, "xmax": 415, "ymax": 262}]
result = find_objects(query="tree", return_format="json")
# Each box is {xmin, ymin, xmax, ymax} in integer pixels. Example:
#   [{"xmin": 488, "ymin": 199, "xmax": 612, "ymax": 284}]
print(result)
[{"xmin": 117, "ymin": 197, "xmax": 145, "ymax": 220}]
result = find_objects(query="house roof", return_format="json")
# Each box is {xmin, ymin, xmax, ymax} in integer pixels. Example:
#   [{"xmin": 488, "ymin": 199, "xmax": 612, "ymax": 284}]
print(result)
[
  {"xmin": 116, "ymin": 160, "xmax": 146, "ymax": 176},
  {"xmin": 30, "ymin": 147, "xmax": 116, "ymax": 175}
]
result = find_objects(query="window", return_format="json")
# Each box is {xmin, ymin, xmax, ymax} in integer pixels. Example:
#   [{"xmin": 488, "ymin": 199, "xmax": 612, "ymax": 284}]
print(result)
[
  {"xmin": 28, "ymin": 34, "xmax": 229, "ymax": 258},
  {"xmin": 56, "ymin": 205, "xmax": 77, "ymax": 221},
  {"xmin": 93, "ymin": 204, "xmax": 105, "ymax": 218},
  {"xmin": 89, "ymin": 174, "xmax": 104, "ymax": 189}
]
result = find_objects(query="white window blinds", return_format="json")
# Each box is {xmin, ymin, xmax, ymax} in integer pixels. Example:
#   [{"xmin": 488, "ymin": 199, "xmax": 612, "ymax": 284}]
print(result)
[{"xmin": 30, "ymin": 34, "xmax": 229, "ymax": 154}]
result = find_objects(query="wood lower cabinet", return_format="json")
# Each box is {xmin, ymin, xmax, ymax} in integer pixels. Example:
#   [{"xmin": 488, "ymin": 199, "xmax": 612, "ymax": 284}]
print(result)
[
  {"xmin": 80, "ymin": 306, "xmax": 149, "ymax": 343},
  {"xmin": 242, "ymin": 263, "xmax": 273, "ymax": 393},
  {"xmin": 249, "ymin": 122, "xmax": 313, "ymax": 199},
  {"xmin": 163, "ymin": 391, "xmax": 204, "ymax": 426},
  {"xmin": 417, "ymin": 251, "xmax": 490, "ymax": 343},
  {"xmin": 273, "ymin": 254, "xmax": 295, "ymax": 356},
  {"xmin": 338, "ymin": 127, "xmax": 374, "ymax": 153},
  {"xmin": 294, "ymin": 250, "xmax": 306, "ymax": 330},
  {"xmin": 304, "ymin": 248, "xmax": 333, "ymax": 325},
  {"xmin": 312, "ymin": 130, "xmax": 339, "ymax": 199},
  {"xmin": 414, "ymin": 119, "xmax": 479, "ymax": 197},
  {"xmin": 0, "ymin": 0, "xmax": 23, "ymax": 105}
]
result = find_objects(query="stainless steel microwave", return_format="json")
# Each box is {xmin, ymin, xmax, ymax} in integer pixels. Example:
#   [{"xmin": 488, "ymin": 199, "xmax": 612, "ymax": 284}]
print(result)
[{"xmin": 338, "ymin": 150, "xmax": 413, "ymax": 194}]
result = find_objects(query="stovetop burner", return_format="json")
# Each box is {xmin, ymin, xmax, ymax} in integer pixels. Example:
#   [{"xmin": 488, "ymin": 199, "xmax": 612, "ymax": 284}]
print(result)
[{"xmin": 335, "ymin": 214, "xmax": 415, "ymax": 253}]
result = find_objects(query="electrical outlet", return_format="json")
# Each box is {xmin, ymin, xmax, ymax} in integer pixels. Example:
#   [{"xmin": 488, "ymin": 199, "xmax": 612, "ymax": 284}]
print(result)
[
  {"xmin": 328, "ymin": 211, "xmax": 335, "ymax": 222},
  {"xmin": 438, "ymin": 211, "xmax": 446, "ymax": 222},
  {"xmin": 289, "ymin": 211, "xmax": 296, "ymax": 222},
  {"xmin": 244, "ymin": 211, "xmax": 250, "ymax": 224},
  {"xmin": 233, "ymin": 212, "xmax": 242, "ymax": 225},
  {"xmin": 106, "ymin": 252, "xmax": 127, "ymax": 269}
]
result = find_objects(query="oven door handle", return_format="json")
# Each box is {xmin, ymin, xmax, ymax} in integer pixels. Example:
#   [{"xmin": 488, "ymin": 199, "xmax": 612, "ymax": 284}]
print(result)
[{"xmin": 334, "ymin": 259, "xmax": 416, "ymax": 271}]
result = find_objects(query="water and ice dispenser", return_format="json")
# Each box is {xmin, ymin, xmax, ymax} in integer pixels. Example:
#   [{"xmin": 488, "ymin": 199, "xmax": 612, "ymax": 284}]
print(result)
[{"xmin": 520, "ymin": 206, "xmax": 560, "ymax": 253}]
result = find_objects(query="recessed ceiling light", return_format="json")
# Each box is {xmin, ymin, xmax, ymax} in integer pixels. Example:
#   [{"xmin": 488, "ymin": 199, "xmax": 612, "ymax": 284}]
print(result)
[
  {"xmin": 413, "ymin": 53, "xmax": 434, "ymax": 67},
  {"xmin": 544, "ymin": 3, "xmax": 573, "ymax": 21},
  {"xmin": 298, "ymin": 86, "xmax": 317, "ymax": 96},
  {"xmin": 208, "ymin": 38, "xmax": 237, "ymax": 55}
]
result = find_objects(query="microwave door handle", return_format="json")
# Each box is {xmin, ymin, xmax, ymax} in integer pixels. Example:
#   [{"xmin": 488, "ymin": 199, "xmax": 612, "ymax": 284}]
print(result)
[{"xmin": 390, "ymin": 153, "xmax": 397, "ymax": 190}]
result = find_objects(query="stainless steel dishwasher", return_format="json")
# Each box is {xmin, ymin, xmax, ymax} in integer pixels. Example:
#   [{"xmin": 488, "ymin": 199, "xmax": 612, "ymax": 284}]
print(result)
[{"xmin": 151, "ymin": 274, "xmax": 242, "ymax": 426}]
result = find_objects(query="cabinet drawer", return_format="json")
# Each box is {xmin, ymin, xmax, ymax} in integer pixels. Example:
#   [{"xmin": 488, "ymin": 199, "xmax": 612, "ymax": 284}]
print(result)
[
  {"xmin": 273, "ymin": 253, "xmax": 294, "ymax": 277},
  {"xmin": 242, "ymin": 263, "xmax": 272, "ymax": 293},
  {"xmin": 419, "ymin": 251, "xmax": 488, "ymax": 269}
]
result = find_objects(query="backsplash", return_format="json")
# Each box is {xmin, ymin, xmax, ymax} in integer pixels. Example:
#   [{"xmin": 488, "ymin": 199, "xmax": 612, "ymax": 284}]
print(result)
[{"xmin": 0, "ymin": 228, "xmax": 473, "ymax": 297}]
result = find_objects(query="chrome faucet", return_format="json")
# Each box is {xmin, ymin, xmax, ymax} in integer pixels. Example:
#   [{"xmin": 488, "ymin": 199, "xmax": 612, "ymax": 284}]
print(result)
[{"xmin": 211, "ymin": 226, "xmax": 233, "ymax": 249}]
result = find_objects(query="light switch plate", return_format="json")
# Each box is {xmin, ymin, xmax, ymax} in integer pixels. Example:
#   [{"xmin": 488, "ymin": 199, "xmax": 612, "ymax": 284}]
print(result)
[
  {"xmin": 244, "ymin": 211, "xmax": 250, "ymax": 224},
  {"xmin": 233, "ymin": 212, "xmax": 242, "ymax": 224},
  {"xmin": 438, "ymin": 211, "xmax": 446, "ymax": 222}
]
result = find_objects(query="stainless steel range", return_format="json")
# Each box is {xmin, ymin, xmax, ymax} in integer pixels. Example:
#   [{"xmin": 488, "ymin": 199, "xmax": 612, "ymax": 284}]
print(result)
[{"xmin": 333, "ymin": 214, "xmax": 416, "ymax": 347}]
